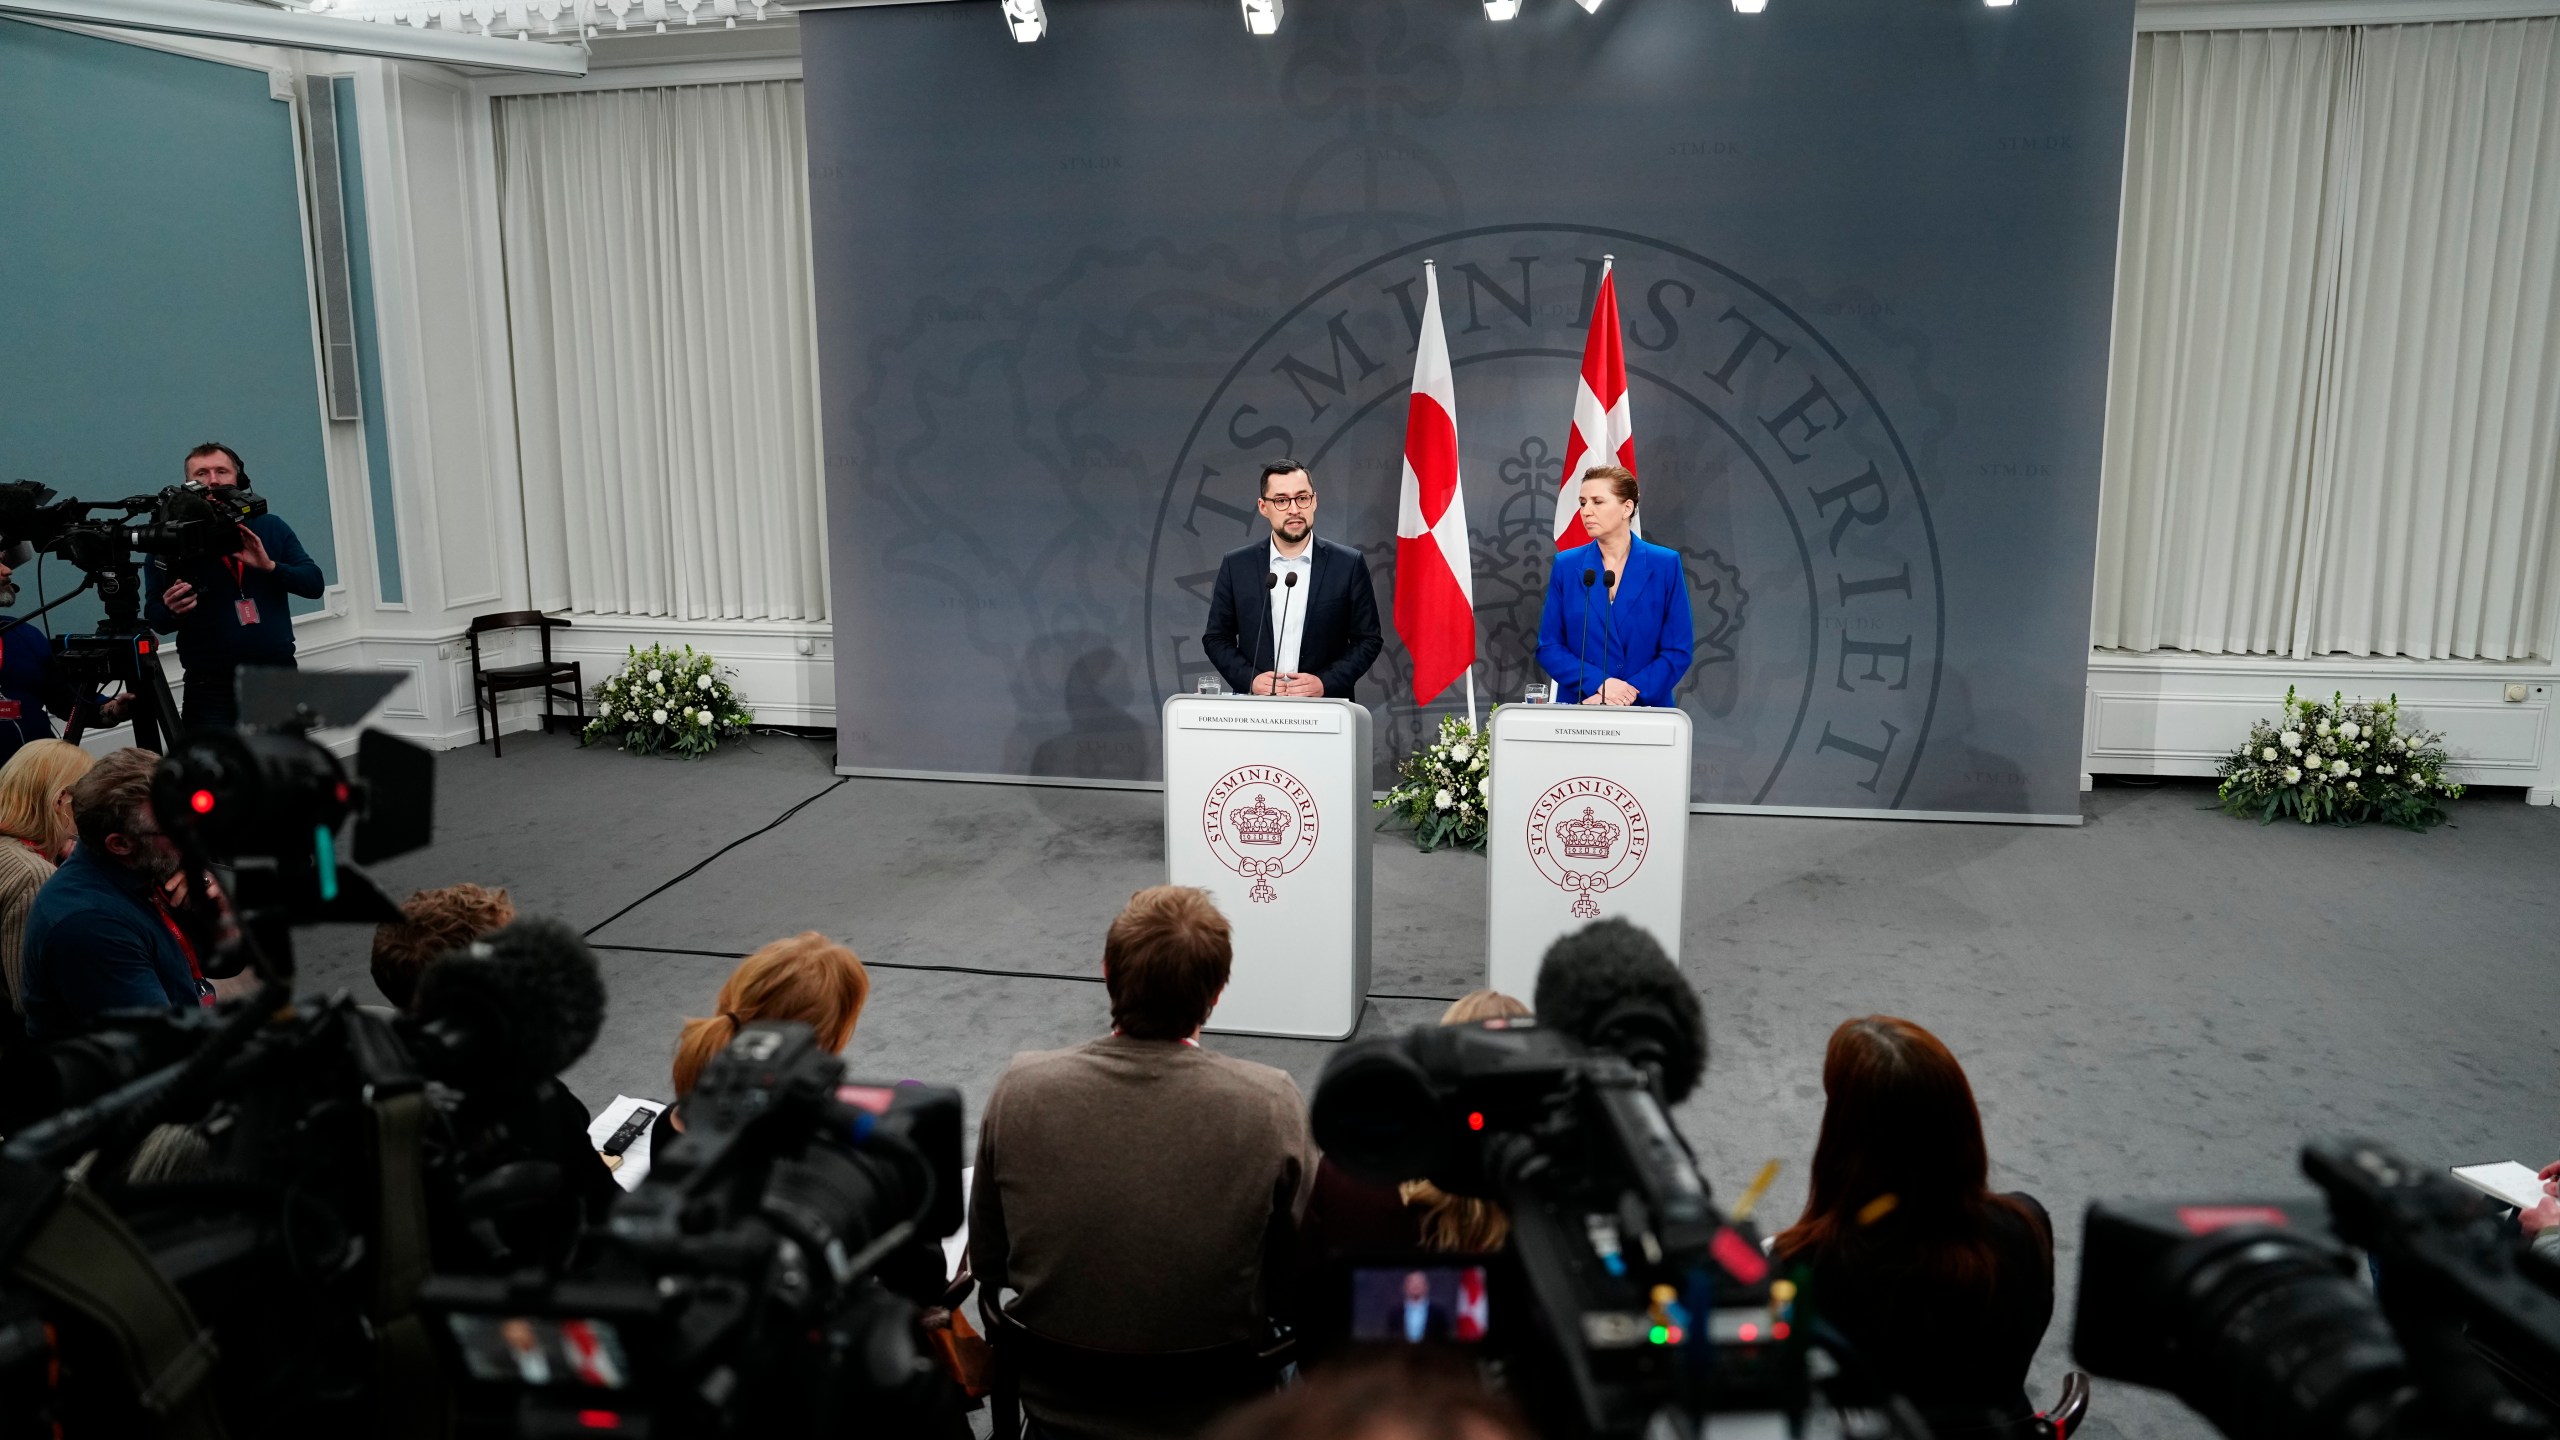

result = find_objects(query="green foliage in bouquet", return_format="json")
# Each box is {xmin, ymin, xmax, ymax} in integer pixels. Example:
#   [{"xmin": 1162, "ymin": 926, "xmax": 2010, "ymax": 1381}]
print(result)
[
  {"xmin": 1377, "ymin": 715, "xmax": 1491, "ymax": 853},
  {"xmin": 583, "ymin": 643, "xmax": 754, "ymax": 758},
  {"xmin": 2215, "ymin": 688, "xmax": 2461, "ymax": 830}
]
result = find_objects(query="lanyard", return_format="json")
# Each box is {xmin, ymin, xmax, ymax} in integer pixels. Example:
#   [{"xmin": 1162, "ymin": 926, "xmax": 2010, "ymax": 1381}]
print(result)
[{"xmin": 153, "ymin": 900, "xmax": 215, "ymax": 1004}]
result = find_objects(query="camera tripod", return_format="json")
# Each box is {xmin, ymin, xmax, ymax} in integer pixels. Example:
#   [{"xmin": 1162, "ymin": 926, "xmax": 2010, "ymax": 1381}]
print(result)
[{"xmin": 57, "ymin": 560, "xmax": 185, "ymax": 752}]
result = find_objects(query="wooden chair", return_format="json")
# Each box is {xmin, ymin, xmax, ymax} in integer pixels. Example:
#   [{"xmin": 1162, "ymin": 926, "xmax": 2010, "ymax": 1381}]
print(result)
[{"xmin": 467, "ymin": 611, "xmax": 583, "ymax": 756}]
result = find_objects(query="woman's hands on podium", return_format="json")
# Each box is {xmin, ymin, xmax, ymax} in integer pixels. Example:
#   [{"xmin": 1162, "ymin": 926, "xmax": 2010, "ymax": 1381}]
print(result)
[
  {"xmin": 1252, "ymin": 671, "xmax": 1325, "ymax": 697},
  {"xmin": 1580, "ymin": 678, "xmax": 1640, "ymax": 707}
]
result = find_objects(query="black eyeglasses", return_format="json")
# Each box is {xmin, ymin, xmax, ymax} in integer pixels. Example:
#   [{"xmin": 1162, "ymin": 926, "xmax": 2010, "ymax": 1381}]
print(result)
[{"xmin": 1262, "ymin": 493, "xmax": 1317, "ymax": 511}]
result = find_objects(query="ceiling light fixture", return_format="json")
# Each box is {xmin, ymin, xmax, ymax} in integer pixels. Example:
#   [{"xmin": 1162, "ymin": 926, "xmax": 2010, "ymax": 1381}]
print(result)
[
  {"xmin": 1240, "ymin": 0, "xmax": 1280, "ymax": 36},
  {"xmin": 1484, "ymin": 0, "xmax": 1520, "ymax": 16},
  {"xmin": 1573, "ymin": 0, "xmax": 1603, "ymax": 11},
  {"xmin": 1985, "ymin": 0, "xmax": 2016, "ymax": 7},
  {"xmin": 1732, "ymin": 0, "xmax": 1767, "ymax": 12},
  {"xmin": 1001, "ymin": 0, "xmax": 1043, "ymax": 41}
]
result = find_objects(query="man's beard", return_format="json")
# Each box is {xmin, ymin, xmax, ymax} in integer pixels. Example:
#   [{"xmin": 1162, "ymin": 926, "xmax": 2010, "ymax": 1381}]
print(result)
[
  {"xmin": 0, "ymin": 581, "xmax": 18, "ymax": 608},
  {"xmin": 1276, "ymin": 517, "xmax": 1312, "ymax": 544},
  {"xmin": 130, "ymin": 847, "xmax": 181, "ymax": 884}
]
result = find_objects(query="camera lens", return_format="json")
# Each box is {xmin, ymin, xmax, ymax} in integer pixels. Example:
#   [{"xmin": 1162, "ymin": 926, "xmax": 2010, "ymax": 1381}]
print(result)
[{"xmin": 2164, "ymin": 1229, "xmax": 2418, "ymax": 1440}]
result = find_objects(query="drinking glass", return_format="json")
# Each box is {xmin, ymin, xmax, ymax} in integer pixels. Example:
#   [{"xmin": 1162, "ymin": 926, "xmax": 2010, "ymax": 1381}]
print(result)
[{"xmin": 1522, "ymin": 681, "xmax": 1554, "ymax": 705}]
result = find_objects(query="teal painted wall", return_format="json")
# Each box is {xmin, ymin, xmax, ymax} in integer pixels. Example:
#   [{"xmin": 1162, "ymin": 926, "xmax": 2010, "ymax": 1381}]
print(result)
[
  {"xmin": 334, "ymin": 75, "xmax": 402, "ymax": 606},
  {"xmin": 0, "ymin": 18, "xmax": 337, "ymax": 635}
]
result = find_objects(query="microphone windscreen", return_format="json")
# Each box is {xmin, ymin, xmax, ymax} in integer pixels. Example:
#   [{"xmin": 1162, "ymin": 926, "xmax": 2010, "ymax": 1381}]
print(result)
[
  {"xmin": 1285, "ymin": 572, "xmax": 1299, "ymax": 588},
  {"xmin": 412, "ymin": 916, "xmax": 606, "ymax": 1088},
  {"xmin": 1604, "ymin": 570, "xmax": 1617, "ymax": 584},
  {"xmin": 0, "ymin": 542, "xmax": 31, "ymax": 568},
  {"xmin": 1582, "ymin": 569, "xmax": 1597, "ymax": 585},
  {"xmin": 1266, "ymin": 573, "xmax": 1279, "ymax": 589},
  {"xmin": 1533, "ymin": 918, "xmax": 1707, "ymax": 1104}
]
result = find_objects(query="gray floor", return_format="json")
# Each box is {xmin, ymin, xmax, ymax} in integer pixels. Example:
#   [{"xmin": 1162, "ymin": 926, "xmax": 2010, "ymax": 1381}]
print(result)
[{"xmin": 293, "ymin": 730, "xmax": 2560, "ymax": 1440}]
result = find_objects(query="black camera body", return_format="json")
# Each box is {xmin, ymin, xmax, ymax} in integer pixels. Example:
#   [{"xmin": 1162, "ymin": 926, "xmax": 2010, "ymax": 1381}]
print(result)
[
  {"xmin": 1313, "ymin": 1019, "xmax": 1817, "ymax": 1440},
  {"xmin": 0, "ymin": 478, "xmax": 266, "ymax": 573},
  {"xmin": 422, "ymin": 1022, "xmax": 967, "ymax": 1438},
  {"xmin": 2075, "ymin": 1138, "xmax": 2560, "ymax": 1440}
]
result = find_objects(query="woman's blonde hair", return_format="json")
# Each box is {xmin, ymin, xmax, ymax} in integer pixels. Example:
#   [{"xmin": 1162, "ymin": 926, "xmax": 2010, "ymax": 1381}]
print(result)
[
  {"xmin": 1399, "ymin": 989, "xmax": 1533, "ymax": 1252},
  {"xmin": 0, "ymin": 740, "xmax": 96, "ymax": 857},
  {"xmin": 672, "ymin": 932, "xmax": 871, "ymax": 1098}
]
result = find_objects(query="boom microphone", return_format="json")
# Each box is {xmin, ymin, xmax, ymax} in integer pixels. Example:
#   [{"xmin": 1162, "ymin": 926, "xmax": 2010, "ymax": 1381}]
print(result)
[
  {"xmin": 1534, "ymin": 917, "xmax": 1707, "ymax": 1104},
  {"xmin": 410, "ymin": 917, "xmax": 607, "ymax": 1092}
]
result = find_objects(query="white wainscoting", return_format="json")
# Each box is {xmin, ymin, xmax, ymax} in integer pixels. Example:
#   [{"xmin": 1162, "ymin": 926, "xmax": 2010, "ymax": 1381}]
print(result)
[{"xmin": 2085, "ymin": 651, "xmax": 2559, "ymax": 805}]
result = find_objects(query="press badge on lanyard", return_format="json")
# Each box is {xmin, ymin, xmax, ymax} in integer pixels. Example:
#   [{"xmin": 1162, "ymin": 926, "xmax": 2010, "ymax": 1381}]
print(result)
[{"xmin": 235, "ymin": 598, "xmax": 260, "ymax": 626}]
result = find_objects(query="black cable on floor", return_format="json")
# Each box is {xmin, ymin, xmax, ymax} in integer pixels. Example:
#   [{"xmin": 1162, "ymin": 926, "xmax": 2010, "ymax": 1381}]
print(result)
[
  {"xmin": 590, "ymin": 943, "xmax": 1461, "ymax": 1007},
  {"xmin": 580, "ymin": 777, "xmax": 852, "ymax": 941}
]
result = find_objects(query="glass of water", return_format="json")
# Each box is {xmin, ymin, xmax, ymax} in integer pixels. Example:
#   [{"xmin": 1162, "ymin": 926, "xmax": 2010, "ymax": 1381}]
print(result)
[
  {"xmin": 1196, "ymin": 675, "xmax": 1228, "ymax": 695},
  {"xmin": 1522, "ymin": 680, "xmax": 1554, "ymax": 705}
]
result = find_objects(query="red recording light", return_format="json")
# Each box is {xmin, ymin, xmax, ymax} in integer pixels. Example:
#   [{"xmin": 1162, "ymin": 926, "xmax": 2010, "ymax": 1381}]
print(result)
[
  {"xmin": 189, "ymin": 789, "xmax": 215, "ymax": 815},
  {"xmin": 1466, "ymin": 1111, "xmax": 1485, "ymax": 1132},
  {"xmin": 333, "ymin": 781, "xmax": 349, "ymax": 803},
  {"xmin": 137, "ymin": 639, "xmax": 153, "ymax": 654},
  {"xmin": 1738, "ymin": 1323, "xmax": 1758, "ymax": 1342},
  {"xmin": 1771, "ymin": 1321, "xmax": 1791, "ymax": 1340},
  {"xmin": 576, "ymin": 1412, "xmax": 621, "ymax": 1431}
]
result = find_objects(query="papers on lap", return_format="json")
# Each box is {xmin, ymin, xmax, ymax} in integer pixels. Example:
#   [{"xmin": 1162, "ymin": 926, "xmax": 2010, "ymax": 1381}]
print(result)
[{"xmin": 2451, "ymin": 1160, "xmax": 2548, "ymax": 1210}]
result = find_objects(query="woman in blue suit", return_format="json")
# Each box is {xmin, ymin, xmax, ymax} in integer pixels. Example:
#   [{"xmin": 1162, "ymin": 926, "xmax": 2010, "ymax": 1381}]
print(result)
[{"xmin": 1536, "ymin": 465, "xmax": 1694, "ymax": 707}]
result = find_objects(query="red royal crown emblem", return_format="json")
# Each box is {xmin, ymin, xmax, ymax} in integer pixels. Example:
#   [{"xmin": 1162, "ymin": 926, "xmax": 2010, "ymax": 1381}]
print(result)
[
  {"xmin": 1231, "ymin": 793, "xmax": 1289, "ymax": 847},
  {"xmin": 1201, "ymin": 766, "xmax": 1320, "ymax": 903},
  {"xmin": 1554, "ymin": 806, "xmax": 1620, "ymax": 860}
]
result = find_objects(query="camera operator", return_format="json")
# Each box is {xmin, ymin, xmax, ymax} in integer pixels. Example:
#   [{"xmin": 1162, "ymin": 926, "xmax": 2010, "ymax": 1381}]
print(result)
[
  {"xmin": 144, "ymin": 443, "xmax": 324, "ymax": 730},
  {"xmin": 0, "ymin": 554, "xmax": 129, "ymax": 764},
  {"xmin": 17, "ymin": 747, "xmax": 211, "ymax": 1038}
]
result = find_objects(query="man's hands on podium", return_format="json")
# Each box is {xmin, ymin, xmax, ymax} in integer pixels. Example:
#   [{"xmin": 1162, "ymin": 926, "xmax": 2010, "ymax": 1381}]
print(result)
[
  {"xmin": 1580, "ymin": 678, "xmax": 1640, "ymax": 707},
  {"xmin": 1252, "ymin": 672, "xmax": 1325, "ymax": 698}
]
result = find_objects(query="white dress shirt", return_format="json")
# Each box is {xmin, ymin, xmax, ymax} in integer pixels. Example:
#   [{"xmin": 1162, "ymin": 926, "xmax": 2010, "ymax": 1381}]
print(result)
[{"xmin": 1267, "ymin": 539, "xmax": 1314, "ymax": 676}]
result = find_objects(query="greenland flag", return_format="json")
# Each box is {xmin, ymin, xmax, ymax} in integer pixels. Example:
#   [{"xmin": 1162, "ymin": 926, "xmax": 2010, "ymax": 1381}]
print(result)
[
  {"xmin": 1394, "ymin": 261, "xmax": 1477, "ymax": 706},
  {"xmin": 1553, "ymin": 257, "xmax": 1638, "ymax": 550}
]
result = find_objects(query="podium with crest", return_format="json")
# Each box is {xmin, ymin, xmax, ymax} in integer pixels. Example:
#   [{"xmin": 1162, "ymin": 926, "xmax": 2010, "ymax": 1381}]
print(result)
[
  {"xmin": 1161, "ymin": 694, "xmax": 1374, "ymax": 1039},
  {"xmin": 1484, "ymin": 704, "xmax": 1693, "ymax": 998}
]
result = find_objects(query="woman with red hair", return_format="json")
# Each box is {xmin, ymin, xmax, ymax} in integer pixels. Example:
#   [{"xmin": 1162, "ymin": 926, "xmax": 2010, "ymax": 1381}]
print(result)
[{"xmin": 1773, "ymin": 1016, "xmax": 2053, "ymax": 1435}]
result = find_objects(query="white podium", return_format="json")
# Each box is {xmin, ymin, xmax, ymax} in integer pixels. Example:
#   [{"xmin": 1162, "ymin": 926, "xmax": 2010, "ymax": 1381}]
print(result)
[
  {"xmin": 1485, "ymin": 704, "xmax": 1692, "ymax": 999},
  {"xmin": 1162, "ymin": 694, "xmax": 1373, "ymax": 1039}
]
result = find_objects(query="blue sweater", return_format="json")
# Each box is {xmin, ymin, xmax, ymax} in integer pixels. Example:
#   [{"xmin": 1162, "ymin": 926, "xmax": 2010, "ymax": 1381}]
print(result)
[
  {"xmin": 143, "ymin": 512, "xmax": 326, "ymax": 671},
  {"xmin": 0, "ymin": 621, "xmax": 66, "ymax": 764},
  {"xmin": 20, "ymin": 845, "xmax": 205, "ymax": 1038}
]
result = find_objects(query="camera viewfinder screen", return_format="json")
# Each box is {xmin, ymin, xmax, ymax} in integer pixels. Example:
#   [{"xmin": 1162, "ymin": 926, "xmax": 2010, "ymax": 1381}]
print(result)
[
  {"xmin": 446, "ymin": 1314, "xmax": 630, "ymax": 1389},
  {"xmin": 1350, "ymin": 1265, "xmax": 1490, "ymax": 1343}
]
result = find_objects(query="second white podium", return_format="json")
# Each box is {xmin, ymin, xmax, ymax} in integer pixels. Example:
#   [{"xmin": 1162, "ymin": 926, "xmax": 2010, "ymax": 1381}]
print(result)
[
  {"xmin": 1485, "ymin": 703, "xmax": 1692, "ymax": 998},
  {"xmin": 1162, "ymin": 694, "xmax": 1373, "ymax": 1039}
]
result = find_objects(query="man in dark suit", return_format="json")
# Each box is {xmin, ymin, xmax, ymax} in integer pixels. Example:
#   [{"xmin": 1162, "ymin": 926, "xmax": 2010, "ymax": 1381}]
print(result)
[{"xmin": 1201, "ymin": 460, "xmax": 1383, "ymax": 699}]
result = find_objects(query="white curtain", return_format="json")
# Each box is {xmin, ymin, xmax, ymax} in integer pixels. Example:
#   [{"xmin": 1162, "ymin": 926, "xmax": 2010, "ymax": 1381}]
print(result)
[
  {"xmin": 2094, "ymin": 19, "xmax": 2560, "ymax": 660},
  {"xmin": 497, "ymin": 82, "xmax": 828, "ymax": 622}
]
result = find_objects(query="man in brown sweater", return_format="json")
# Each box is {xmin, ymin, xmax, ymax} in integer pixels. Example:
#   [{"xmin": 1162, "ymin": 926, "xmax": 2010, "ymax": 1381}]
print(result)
[{"xmin": 971, "ymin": 885, "xmax": 1315, "ymax": 1439}]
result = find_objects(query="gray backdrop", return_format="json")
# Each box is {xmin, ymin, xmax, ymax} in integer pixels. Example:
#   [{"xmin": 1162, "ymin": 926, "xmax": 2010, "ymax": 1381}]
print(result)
[{"xmin": 804, "ymin": 0, "xmax": 2133, "ymax": 819}]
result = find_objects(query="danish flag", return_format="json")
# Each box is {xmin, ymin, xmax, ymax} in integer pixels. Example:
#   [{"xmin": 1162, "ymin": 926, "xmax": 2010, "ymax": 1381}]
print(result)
[
  {"xmin": 1453, "ymin": 1266, "xmax": 1489, "ymax": 1341},
  {"xmin": 1394, "ymin": 262, "xmax": 1476, "ymax": 707},
  {"xmin": 1553, "ymin": 257, "xmax": 1637, "ymax": 550}
]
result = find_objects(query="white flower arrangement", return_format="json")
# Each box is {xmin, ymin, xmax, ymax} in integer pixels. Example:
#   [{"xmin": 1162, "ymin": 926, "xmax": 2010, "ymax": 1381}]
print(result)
[
  {"xmin": 584, "ymin": 643, "xmax": 754, "ymax": 758},
  {"xmin": 1377, "ymin": 715, "xmax": 1491, "ymax": 853},
  {"xmin": 2216, "ymin": 688, "xmax": 2460, "ymax": 830}
]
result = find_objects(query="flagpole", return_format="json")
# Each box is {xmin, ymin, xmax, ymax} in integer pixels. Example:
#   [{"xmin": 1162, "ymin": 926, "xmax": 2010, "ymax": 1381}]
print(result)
[{"xmin": 1464, "ymin": 667, "xmax": 1478, "ymax": 729}]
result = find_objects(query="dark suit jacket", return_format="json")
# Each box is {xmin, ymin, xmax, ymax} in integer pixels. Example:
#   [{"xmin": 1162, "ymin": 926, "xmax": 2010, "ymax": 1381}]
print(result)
[{"xmin": 1201, "ymin": 536, "xmax": 1384, "ymax": 699}]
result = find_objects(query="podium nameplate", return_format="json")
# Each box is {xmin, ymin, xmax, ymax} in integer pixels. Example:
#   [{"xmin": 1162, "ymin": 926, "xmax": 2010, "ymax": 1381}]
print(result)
[
  {"xmin": 1175, "ymin": 703, "xmax": 1346, "ymax": 734},
  {"xmin": 1496, "ymin": 711, "xmax": 1681, "ymax": 746}
]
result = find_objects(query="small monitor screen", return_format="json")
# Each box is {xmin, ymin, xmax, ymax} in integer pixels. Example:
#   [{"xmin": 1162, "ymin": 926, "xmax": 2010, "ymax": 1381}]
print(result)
[
  {"xmin": 446, "ymin": 1314, "xmax": 631, "ymax": 1389},
  {"xmin": 1349, "ymin": 1264, "xmax": 1491, "ymax": 1343}
]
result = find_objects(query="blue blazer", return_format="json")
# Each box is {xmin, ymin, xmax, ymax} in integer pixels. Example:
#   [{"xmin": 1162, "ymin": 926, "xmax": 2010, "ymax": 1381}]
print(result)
[{"xmin": 1537, "ymin": 536, "xmax": 1695, "ymax": 707}]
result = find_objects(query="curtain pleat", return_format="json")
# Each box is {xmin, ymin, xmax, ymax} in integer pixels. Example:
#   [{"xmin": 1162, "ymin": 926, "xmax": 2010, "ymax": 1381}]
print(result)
[
  {"xmin": 2095, "ymin": 20, "xmax": 2560, "ymax": 661},
  {"xmin": 495, "ymin": 82, "xmax": 828, "ymax": 622}
]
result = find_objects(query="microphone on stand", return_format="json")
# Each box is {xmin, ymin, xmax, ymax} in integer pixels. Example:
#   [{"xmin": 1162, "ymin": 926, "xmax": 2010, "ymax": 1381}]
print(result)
[
  {"xmin": 1254, "ymin": 571, "xmax": 1278, "ymax": 692},
  {"xmin": 1597, "ymin": 569, "xmax": 1620, "ymax": 705},
  {"xmin": 1576, "ymin": 568, "xmax": 1598, "ymax": 703},
  {"xmin": 1275, "ymin": 570, "xmax": 1301, "ymax": 694}
]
